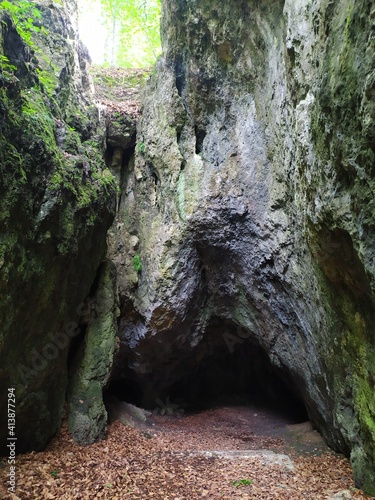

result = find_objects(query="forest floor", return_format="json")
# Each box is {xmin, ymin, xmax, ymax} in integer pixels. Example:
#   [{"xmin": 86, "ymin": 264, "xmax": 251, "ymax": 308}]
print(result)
[
  {"xmin": 89, "ymin": 65, "xmax": 150, "ymax": 118},
  {"xmin": 1, "ymin": 401, "xmax": 374, "ymax": 499}
]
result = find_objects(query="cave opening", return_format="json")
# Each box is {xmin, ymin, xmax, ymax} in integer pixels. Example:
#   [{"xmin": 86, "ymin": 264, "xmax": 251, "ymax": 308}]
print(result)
[
  {"xmin": 106, "ymin": 378, "xmax": 143, "ymax": 406},
  {"xmin": 167, "ymin": 334, "xmax": 308, "ymax": 426},
  {"xmin": 105, "ymin": 317, "xmax": 309, "ymax": 426}
]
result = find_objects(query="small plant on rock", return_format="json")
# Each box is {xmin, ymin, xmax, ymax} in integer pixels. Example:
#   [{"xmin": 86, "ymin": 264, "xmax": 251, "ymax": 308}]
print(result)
[
  {"xmin": 132, "ymin": 254, "xmax": 142, "ymax": 273},
  {"xmin": 137, "ymin": 141, "xmax": 145, "ymax": 154}
]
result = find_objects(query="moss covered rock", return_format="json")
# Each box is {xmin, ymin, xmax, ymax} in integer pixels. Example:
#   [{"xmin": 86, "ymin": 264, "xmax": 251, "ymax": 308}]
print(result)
[
  {"xmin": 0, "ymin": 0, "xmax": 115, "ymax": 453},
  {"xmin": 67, "ymin": 260, "xmax": 118, "ymax": 445}
]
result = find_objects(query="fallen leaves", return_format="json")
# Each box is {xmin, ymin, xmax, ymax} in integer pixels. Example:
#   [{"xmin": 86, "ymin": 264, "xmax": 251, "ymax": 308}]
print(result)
[
  {"xmin": 0, "ymin": 405, "xmax": 374, "ymax": 499},
  {"xmin": 90, "ymin": 65, "xmax": 151, "ymax": 120}
]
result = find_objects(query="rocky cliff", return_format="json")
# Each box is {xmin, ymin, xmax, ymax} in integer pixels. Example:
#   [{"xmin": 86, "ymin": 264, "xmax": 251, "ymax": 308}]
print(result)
[
  {"xmin": 1, "ymin": 0, "xmax": 374, "ymax": 495},
  {"xmin": 109, "ymin": 0, "xmax": 375, "ymax": 494},
  {"xmin": 0, "ymin": 0, "xmax": 116, "ymax": 452}
]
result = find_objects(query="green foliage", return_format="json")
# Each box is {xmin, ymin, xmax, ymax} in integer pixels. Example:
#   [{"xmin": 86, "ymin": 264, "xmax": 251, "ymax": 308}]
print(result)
[
  {"xmin": 132, "ymin": 254, "xmax": 142, "ymax": 273},
  {"xmin": 21, "ymin": 88, "xmax": 56, "ymax": 146},
  {"xmin": 0, "ymin": 0, "xmax": 54, "ymax": 91},
  {"xmin": 233, "ymin": 479, "xmax": 253, "ymax": 488},
  {"xmin": 100, "ymin": 0, "xmax": 161, "ymax": 68},
  {"xmin": 0, "ymin": 54, "xmax": 17, "ymax": 80},
  {"xmin": 137, "ymin": 141, "xmax": 145, "ymax": 154},
  {"xmin": 0, "ymin": 0, "xmax": 46, "ymax": 47},
  {"xmin": 35, "ymin": 67, "xmax": 58, "ymax": 97}
]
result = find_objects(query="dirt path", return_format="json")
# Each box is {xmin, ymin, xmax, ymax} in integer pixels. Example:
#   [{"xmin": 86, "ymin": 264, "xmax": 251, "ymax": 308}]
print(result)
[{"xmin": 1, "ymin": 403, "xmax": 373, "ymax": 499}]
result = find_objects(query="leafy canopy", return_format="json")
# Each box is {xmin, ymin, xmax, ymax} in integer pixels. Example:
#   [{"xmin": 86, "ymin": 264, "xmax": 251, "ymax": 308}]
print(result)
[{"xmin": 87, "ymin": 0, "xmax": 162, "ymax": 68}]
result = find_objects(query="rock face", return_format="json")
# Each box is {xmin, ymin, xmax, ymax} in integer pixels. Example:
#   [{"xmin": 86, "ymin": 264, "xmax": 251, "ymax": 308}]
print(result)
[
  {"xmin": 111, "ymin": 0, "xmax": 375, "ymax": 494},
  {"xmin": 1, "ymin": 0, "xmax": 374, "ymax": 494},
  {"xmin": 67, "ymin": 260, "xmax": 118, "ymax": 444},
  {"xmin": 0, "ymin": 0, "xmax": 115, "ymax": 452}
]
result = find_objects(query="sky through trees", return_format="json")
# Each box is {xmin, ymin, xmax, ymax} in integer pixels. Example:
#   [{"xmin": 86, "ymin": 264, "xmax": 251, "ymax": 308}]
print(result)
[{"xmin": 78, "ymin": 0, "xmax": 161, "ymax": 68}]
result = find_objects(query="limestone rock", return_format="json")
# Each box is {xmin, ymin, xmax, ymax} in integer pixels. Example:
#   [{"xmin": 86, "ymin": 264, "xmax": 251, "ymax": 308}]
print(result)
[
  {"xmin": 110, "ymin": 0, "xmax": 375, "ymax": 494},
  {"xmin": 191, "ymin": 450, "xmax": 294, "ymax": 471},
  {"xmin": 67, "ymin": 261, "xmax": 118, "ymax": 445},
  {"xmin": 329, "ymin": 491, "xmax": 352, "ymax": 500},
  {"xmin": 107, "ymin": 115, "xmax": 136, "ymax": 149},
  {"xmin": 106, "ymin": 396, "xmax": 152, "ymax": 429}
]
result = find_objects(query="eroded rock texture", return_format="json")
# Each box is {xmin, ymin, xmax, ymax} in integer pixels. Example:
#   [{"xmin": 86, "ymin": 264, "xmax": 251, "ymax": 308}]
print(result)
[
  {"xmin": 67, "ymin": 260, "xmax": 118, "ymax": 445},
  {"xmin": 0, "ymin": 0, "xmax": 115, "ymax": 452},
  {"xmin": 111, "ymin": 0, "xmax": 375, "ymax": 493}
]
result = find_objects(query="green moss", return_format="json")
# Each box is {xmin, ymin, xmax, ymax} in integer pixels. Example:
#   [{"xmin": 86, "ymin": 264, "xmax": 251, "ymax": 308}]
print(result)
[
  {"xmin": 35, "ymin": 67, "xmax": 58, "ymax": 97},
  {"xmin": 21, "ymin": 88, "xmax": 56, "ymax": 146},
  {"xmin": 354, "ymin": 374, "xmax": 375, "ymax": 441},
  {"xmin": 64, "ymin": 128, "xmax": 82, "ymax": 155},
  {"xmin": 327, "ymin": 292, "xmax": 375, "ymax": 491},
  {"xmin": 132, "ymin": 254, "xmax": 142, "ymax": 273},
  {"xmin": 217, "ymin": 41, "xmax": 232, "ymax": 64},
  {"xmin": 308, "ymin": 222, "xmax": 375, "ymax": 494},
  {"xmin": 0, "ymin": 0, "xmax": 117, "ymax": 456},
  {"xmin": 343, "ymin": 1, "xmax": 355, "ymax": 40},
  {"xmin": 47, "ymin": 141, "xmax": 116, "ymax": 213},
  {"xmin": 67, "ymin": 262, "xmax": 117, "ymax": 444}
]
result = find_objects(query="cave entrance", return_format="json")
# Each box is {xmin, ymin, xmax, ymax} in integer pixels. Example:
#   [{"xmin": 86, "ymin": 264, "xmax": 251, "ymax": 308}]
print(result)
[
  {"xmin": 166, "ymin": 340, "xmax": 308, "ymax": 425},
  {"xmin": 106, "ymin": 317, "xmax": 309, "ymax": 426},
  {"xmin": 106, "ymin": 378, "xmax": 143, "ymax": 406}
]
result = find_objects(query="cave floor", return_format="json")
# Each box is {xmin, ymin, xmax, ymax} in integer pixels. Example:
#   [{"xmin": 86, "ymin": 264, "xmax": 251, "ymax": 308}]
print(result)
[
  {"xmin": 0, "ymin": 404, "xmax": 372, "ymax": 499},
  {"xmin": 149, "ymin": 403, "xmax": 330, "ymax": 457}
]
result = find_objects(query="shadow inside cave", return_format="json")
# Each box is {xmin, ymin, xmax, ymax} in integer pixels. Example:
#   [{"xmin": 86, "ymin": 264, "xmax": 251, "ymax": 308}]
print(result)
[
  {"xmin": 105, "ymin": 333, "xmax": 309, "ymax": 431},
  {"xmin": 104, "ymin": 369, "xmax": 319, "ymax": 455}
]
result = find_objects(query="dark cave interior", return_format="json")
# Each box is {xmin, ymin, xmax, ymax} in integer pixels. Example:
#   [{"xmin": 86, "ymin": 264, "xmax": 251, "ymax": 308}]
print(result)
[{"xmin": 105, "ymin": 318, "xmax": 309, "ymax": 425}]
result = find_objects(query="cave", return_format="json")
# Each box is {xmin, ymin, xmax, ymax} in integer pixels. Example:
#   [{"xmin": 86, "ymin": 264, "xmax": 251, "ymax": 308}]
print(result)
[
  {"xmin": 1, "ymin": 0, "xmax": 375, "ymax": 493},
  {"xmin": 105, "ymin": 316, "xmax": 309, "ymax": 425},
  {"xmin": 167, "ymin": 345, "xmax": 308, "ymax": 423}
]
